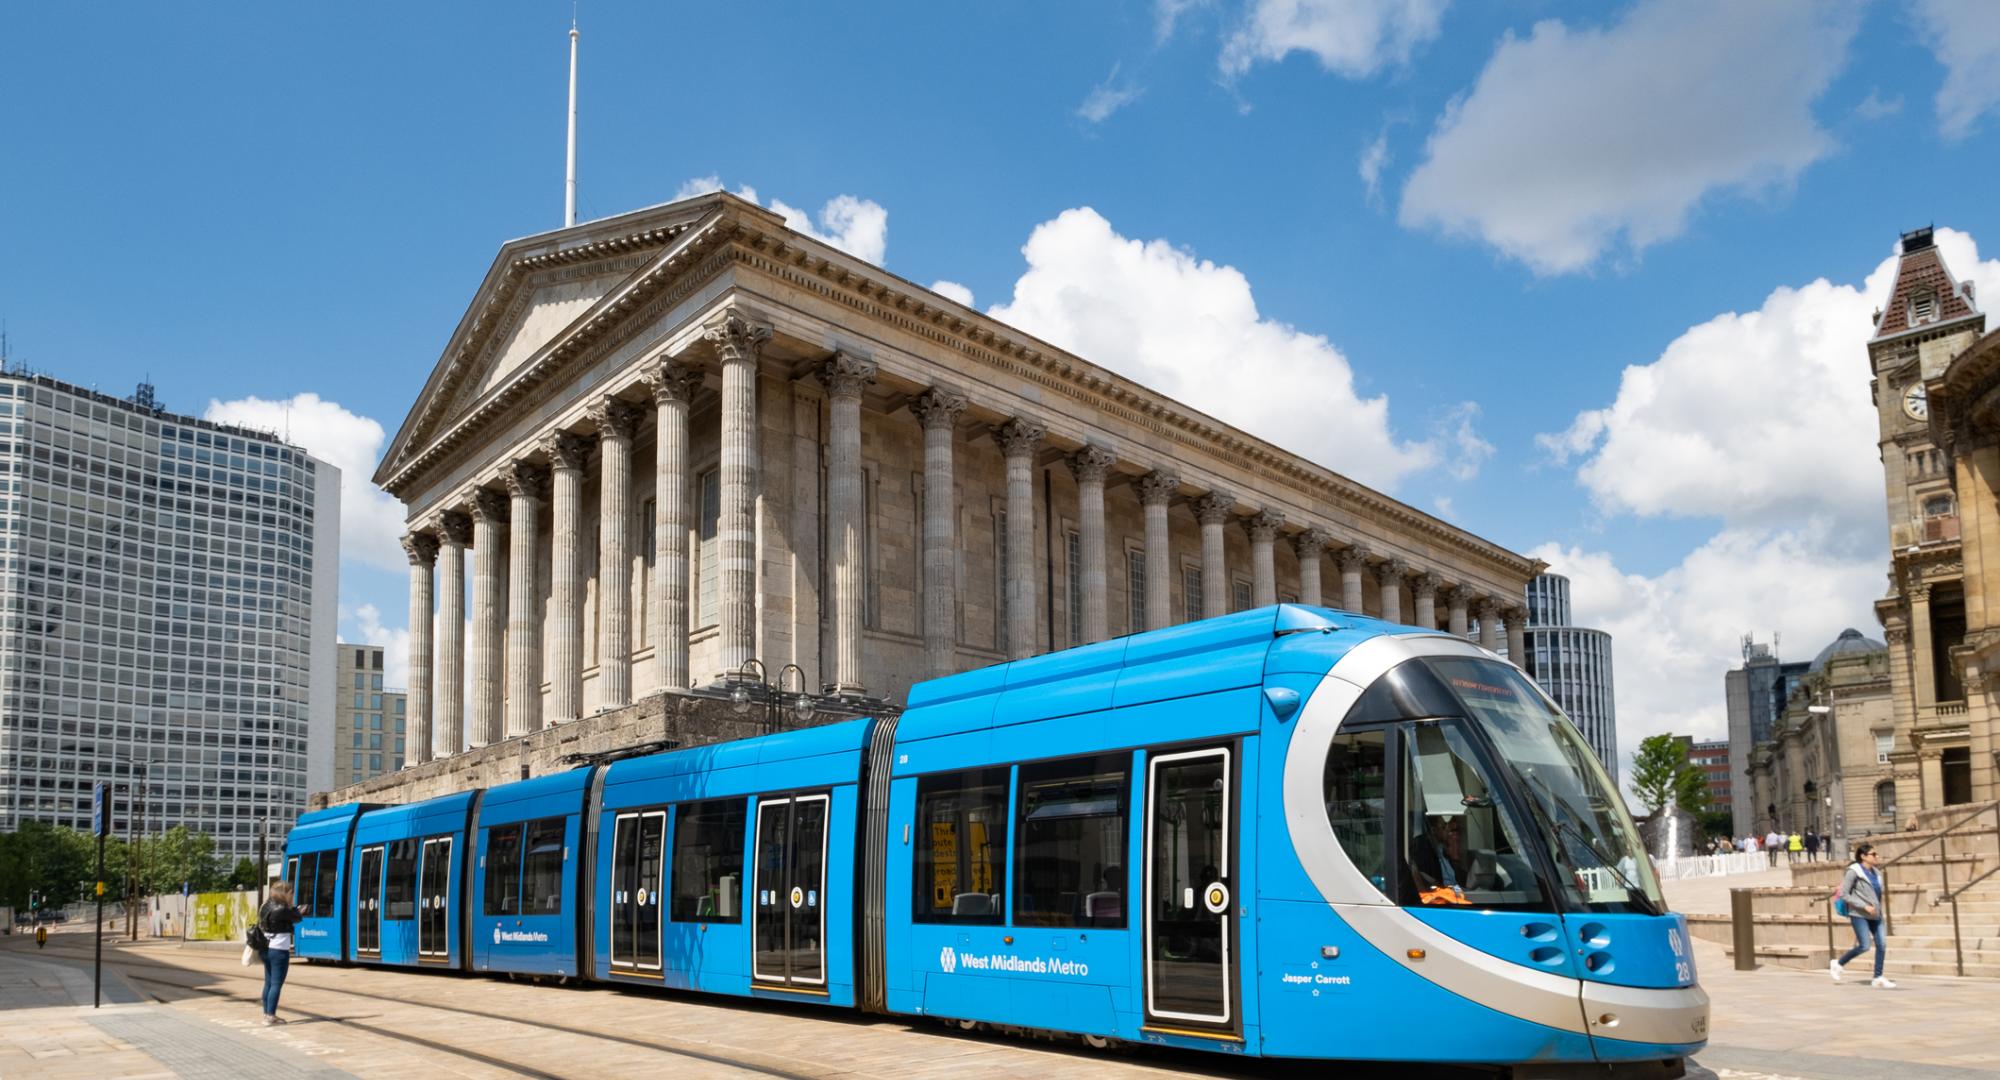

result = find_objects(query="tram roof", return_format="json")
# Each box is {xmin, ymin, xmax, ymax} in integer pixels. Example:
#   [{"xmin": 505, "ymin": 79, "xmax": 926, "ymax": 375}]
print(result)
[
  {"xmin": 287, "ymin": 802, "xmax": 367, "ymax": 851},
  {"xmin": 898, "ymin": 604, "xmax": 1419, "ymax": 743}
]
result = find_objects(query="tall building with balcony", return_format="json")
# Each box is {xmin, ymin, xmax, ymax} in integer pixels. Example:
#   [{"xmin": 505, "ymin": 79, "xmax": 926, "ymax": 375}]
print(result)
[
  {"xmin": 0, "ymin": 370, "xmax": 338, "ymax": 860},
  {"xmin": 1520, "ymin": 573, "xmax": 1617, "ymax": 780},
  {"xmin": 335, "ymin": 642, "xmax": 407, "ymax": 786}
]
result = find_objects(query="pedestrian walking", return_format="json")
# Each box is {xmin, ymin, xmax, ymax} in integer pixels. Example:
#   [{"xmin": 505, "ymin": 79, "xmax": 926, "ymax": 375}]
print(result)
[
  {"xmin": 1788, "ymin": 832, "xmax": 1803, "ymax": 864},
  {"xmin": 257, "ymin": 880, "xmax": 307, "ymax": 1024},
  {"xmin": 1805, "ymin": 831, "xmax": 1821, "ymax": 861},
  {"xmin": 1766, "ymin": 830, "xmax": 1782, "ymax": 867},
  {"xmin": 1831, "ymin": 842, "xmax": 1897, "ymax": 989}
]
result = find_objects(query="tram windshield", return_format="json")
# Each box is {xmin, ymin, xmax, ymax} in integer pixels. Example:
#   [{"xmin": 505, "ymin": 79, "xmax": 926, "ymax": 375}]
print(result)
[{"xmin": 1326, "ymin": 655, "xmax": 1664, "ymax": 915}]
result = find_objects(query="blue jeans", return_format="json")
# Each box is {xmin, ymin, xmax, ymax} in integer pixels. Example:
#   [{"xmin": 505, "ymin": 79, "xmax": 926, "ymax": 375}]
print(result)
[
  {"xmin": 1838, "ymin": 916, "xmax": 1885, "ymax": 978},
  {"xmin": 260, "ymin": 948, "xmax": 291, "ymax": 1015}
]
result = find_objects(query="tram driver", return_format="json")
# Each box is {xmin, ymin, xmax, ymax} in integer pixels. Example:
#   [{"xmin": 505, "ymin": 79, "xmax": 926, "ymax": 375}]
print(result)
[{"xmin": 1409, "ymin": 812, "xmax": 1473, "ymax": 905}]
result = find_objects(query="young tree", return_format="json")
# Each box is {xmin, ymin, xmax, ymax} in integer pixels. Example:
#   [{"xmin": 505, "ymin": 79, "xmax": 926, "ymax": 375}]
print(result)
[
  {"xmin": 227, "ymin": 857, "xmax": 261, "ymax": 891},
  {"xmin": 1628, "ymin": 734, "xmax": 1710, "ymax": 817},
  {"xmin": 137, "ymin": 827, "xmax": 223, "ymax": 896}
]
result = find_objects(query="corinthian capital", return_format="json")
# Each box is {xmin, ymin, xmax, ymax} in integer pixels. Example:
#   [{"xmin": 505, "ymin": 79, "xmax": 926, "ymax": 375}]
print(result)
[
  {"xmin": 1475, "ymin": 595, "xmax": 1502, "ymax": 620},
  {"xmin": 1294, "ymin": 526, "xmax": 1332, "ymax": 559},
  {"xmin": 1067, "ymin": 445, "xmax": 1118, "ymax": 486},
  {"xmin": 995, "ymin": 417, "xmax": 1046, "ymax": 459},
  {"xmin": 1135, "ymin": 469, "xmax": 1180, "ymax": 507},
  {"xmin": 1412, "ymin": 570, "xmax": 1443, "ymax": 601},
  {"xmin": 542, "ymin": 431, "xmax": 593, "ymax": 472},
  {"xmin": 816, "ymin": 351, "xmax": 878, "ymax": 401},
  {"xmin": 1375, "ymin": 557, "xmax": 1407, "ymax": 586},
  {"xmin": 467, "ymin": 488, "xmax": 509, "ymax": 525},
  {"xmin": 704, "ymin": 313, "xmax": 772, "ymax": 365},
  {"xmin": 1243, "ymin": 509, "xmax": 1285, "ymax": 543},
  {"xmin": 640, "ymin": 359, "xmax": 703, "ymax": 406},
  {"xmin": 912, "ymin": 387, "xmax": 968, "ymax": 432},
  {"xmin": 588, "ymin": 397, "xmax": 642, "ymax": 441},
  {"xmin": 402, "ymin": 531, "xmax": 439, "ymax": 565},
  {"xmin": 1192, "ymin": 491, "xmax": 1236, "ymax": 526},
  {"xmin": 1336, "ymin": 544, "xmax": 1372, "ymax": 573},
  {"xmin": 437, "ymin": 510, "xmax": 473, "ymax": 545},
  {"xmin": 505, "ymin": 462, "xmax": 549, "ymax": 502}
]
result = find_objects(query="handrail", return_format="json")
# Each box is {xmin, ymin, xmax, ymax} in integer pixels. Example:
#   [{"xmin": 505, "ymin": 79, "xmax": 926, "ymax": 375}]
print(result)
[
  {"xmin": 1878, "ymin": 800, "xmax": 2000, "ymax": 942},
  {"xmin": 1880, "ymin": 799, "xmax": 2000, "ymax": 868},
  {"xmin": 1938, "ymin": 857, "xmax": 2000, "ymax": 904}
]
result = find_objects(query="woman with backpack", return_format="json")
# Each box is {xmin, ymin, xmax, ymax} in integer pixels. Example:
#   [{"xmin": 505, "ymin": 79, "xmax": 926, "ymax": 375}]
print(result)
[
  {"xmin": 1831, "ymin": 842, "xmax": 1896, "ymax": 988},
  {"xmin": 255, "ymin": 881, "xmax": 307, "ymax": 1023}
]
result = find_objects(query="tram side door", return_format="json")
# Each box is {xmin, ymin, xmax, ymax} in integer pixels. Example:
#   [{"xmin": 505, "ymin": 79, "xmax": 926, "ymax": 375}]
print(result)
[
  {"xmin": 752, "ymin": 793, "xmax": 828, "ymax": 987},
  {"xmin": 356, "ymin": 845, "xmax": 384, "ymax": 958},
  {"xmin": 1144, "ymin": 747, "xmax": 1236, "ymax": 1032},
  {"xmin": 418, "ymin": 836, "xmax": 452, "ymax": 960},
  {"xmin": 609, "ymin": 811, "xmax": 665, "ymax": 973}
]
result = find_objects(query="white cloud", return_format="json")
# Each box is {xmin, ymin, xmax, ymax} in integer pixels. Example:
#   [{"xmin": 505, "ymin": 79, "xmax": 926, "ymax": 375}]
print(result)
[
  {"xmin": 1220, "ymin": 0, "xmax": 1447, "ymax": 78},
  {"xmin": 929, "ymin": 280, "xmax": 975, "ymax": 307},
  {"xmin": 1912, "ymin": 0, "xmax": 2000, "ymax": 140},
  {"xmin": 1399, "ymin": 0, "xmax": 1861, "ymax": 275},
  {"xmin": 1434, "ymin": 401, "xmax": 1494, "ymax": 482},
  {"xmin": 988, "ymin": 207, "xmax": 1437, "ymax": 491},
  {"xmin": 352, "ymin": 603, "xmax": 411, "ymax": 691},
  {"xmin": 1154, "ymin": 0, "xmax": 1207, "ymax": 43},
  {"xmin": 1077, "ymin": 64, "xmax": 1145, "ymax": 124},
  {"xmin": 1855, "ymin": 90, "xmax": 1904, "ymax": 121},
  {"xmin": 1358, "ymin": 130, "xmax": 1391, "ymax": 206},
  {"xmin": 1530, "ymin": 527, "xmax": 1884, "ymax": 775},
  {"xmin": 1536, "ymin": 226, "xmax": 2000, "ymax": 767},
  {"xmin": 673, "ymin": 177, "xmax": 889, "ymax": 265},
  {"xmin": 204, "ymin": 393, "xmax": 404, "ymax": 572},
  {"xmin": 1542, "ymin": 227, "xmax": 2000, "ymax": 533}
]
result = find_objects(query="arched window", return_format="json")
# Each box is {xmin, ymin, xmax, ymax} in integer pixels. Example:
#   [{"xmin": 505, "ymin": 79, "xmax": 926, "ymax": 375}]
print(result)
[{"xmin": 1876, "ymin": 781, "xmax": 1897, "ymax": 821}]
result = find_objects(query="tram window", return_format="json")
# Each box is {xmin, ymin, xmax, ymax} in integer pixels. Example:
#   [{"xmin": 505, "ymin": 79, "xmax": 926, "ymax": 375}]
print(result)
[
  {"xmin": 914, "ymin": 767, "xmax": 1009, "ymax": 924},
  {"xmin": 484, "ymin": 825, "xmax": 522, "ymax": 916},
  {"xmin": 313, "ymin": 849, "xmax": 340, "ymax": 916},
  {"xmin": 1398, "ymin": 720, "xmax": 1544, "ymax": 910},
  {"xmin": 292, "ymin": 854, "xmax": 315, "ymax": 915},
  {"xmin": 384, "ymin": 837, "xmax": 419, "ymax": 919},
  {"xmin": 521, "ymin": 817, "xmax": 567, "ymax": 914},
  {"xmin": 1323, "ymin": 730, "xmax": 1388, "ymax": 891},
  {"xmin": 671, "ymin": 799, "xmax": 745, "ymax": 922},
  {"xmin": 1014, "ymin": 754, "xmax": 1127, "ymax": 928}
]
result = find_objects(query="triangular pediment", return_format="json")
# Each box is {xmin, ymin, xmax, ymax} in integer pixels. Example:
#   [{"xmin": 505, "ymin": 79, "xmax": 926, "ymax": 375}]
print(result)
[{"xmin": 378, "ymin": 193, "xmax": 772, "ymax": 488}]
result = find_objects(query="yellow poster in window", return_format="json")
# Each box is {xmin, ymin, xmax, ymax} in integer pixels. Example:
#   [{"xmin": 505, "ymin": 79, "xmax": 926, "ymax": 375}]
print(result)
[
  {"xmin": 930, "ymin": 821, "xmax": 958, "ymax": 908},
  {"xmin": 968, "ymin": 821, "xmax": 992, "ymax": 893}
]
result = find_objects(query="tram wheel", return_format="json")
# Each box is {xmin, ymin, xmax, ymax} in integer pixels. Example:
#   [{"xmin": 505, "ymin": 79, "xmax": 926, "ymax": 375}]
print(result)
[
  {"xmin": 955, "ymin": 1019, "xmax": 979, "ymax": 1032},
  {"xmin": 1082, "ymin": 1034, "xmax": 1114, "ymax": 1050}
]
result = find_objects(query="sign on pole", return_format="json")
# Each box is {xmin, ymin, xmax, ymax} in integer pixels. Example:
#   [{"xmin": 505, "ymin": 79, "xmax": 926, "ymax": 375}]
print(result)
[{"xmin": 91, "ymin": 782, "xmax": 112, "ymax": 837}]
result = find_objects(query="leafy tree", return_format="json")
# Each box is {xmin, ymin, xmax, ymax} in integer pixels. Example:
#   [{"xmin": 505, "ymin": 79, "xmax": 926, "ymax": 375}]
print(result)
[
  {"xmin": 136, "ymin": 826, "xmax": 223, "ymax": 896},
  {"xmin": 1697, "ymin": 808, "xmax": 1735, "ymax": 843},
  {"xmin": 1628, "ymin": 734, "xmax": 1710, "ymax": 817},
  {"xmin": 0, "ymin": 822, "xmax": 126, "ymax": 909},
  {"xmin": 227, "ymin": 857, "xmax": 262, "ymax": 891}
]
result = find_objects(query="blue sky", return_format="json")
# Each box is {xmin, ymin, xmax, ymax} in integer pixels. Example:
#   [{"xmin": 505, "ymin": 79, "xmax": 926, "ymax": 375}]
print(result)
[{"xmin": 6, "ymin": 1, "xmax": 1999, "ymax": 767}]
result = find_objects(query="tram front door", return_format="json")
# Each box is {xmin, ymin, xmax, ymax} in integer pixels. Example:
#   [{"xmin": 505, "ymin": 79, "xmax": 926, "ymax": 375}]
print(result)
[
  {"xmin": 609, "ymin": 811, "xmax": 664, "ymax": 973},
  {"xmin": 418, "ymin": 836, "xmax": 452, "ymax": 960},
  {"xmin": 356, "ymin": 845, "xmax": 383, "ymax": 957},
  {"xmin": 752, "ymin": 793, "xmax": 828, "ymax": 988},
  {"xmin": 1144, "ymin": 746, "xmax": 1237, "ymax": 1033}
]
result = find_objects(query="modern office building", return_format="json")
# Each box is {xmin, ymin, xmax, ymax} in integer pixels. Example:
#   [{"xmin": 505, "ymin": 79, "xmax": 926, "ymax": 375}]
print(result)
[
  {"xmin": 335, "ymin": 642, "xmax": 407, "ymax": 787},
  {"xmin": 0, "ymin": 369, "xmax": 338, "ymax": 861},
  {"xmin": 1723, "ymin": 636, "xmax": 1810, "ymax": 837},
  {"xmin": 1520, "ymin": 573, "xmax": 1617, "ymax": 780},
  {"xmin": 1682, "ymin": 738, "xmax": 1732, "ymax": 812}
]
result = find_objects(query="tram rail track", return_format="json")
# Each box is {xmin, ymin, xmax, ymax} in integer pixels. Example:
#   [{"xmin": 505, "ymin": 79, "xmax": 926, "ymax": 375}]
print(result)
[{"xmin": 30, "ymin": 939, "xmax": 824, "ymax": 1079}]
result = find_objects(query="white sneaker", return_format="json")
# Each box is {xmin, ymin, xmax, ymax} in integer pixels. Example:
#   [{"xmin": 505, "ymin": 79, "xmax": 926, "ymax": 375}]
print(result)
[
  {"xmin": 1829, "ymin": 959, "xmax": 1842, "ymax": 982},
  {"xmin": 1871, "ymin": 977, "xmax": 1898, "ymax": 989}
]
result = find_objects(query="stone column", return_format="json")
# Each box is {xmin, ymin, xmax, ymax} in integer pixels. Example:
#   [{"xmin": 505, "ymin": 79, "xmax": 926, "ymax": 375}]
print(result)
[
  {"xmin": 468, "ymin": 489, "xmax": 508, "ymax": 748},
  {"xmin": 545, "ymin": 432, "xmax": 591, "ymax": 724},
  {"xmin": 820, "ymin": 352, "xmax": 877, "ymax": 694},
  {"xmin": 642, "ymin": 360, "xmax": 701, "ymax": 691},
  {"xmin": 708, "ymin": 315, "xmax": 771, "ymax": 677},
  {"xmin": 1412, "ymin": 571, "xmax": 1441, "ymax": 630},
  {"xmin": 1068, "ymin": 445, "xmax": 1117, "ymax": 644},
  {"xmin": 590, "ymin": 398, "xmax": 641, "ymax": 709},
  {"xmin": 1337, "ymin": 545, "xmax": 1370, "ymax": 613},
  {"xmin": 997, "ymin": 417, "xmax": 1045, "ymax": 660},
  {"xmin": 1476, "ymin": 597, "xmax": 1501, "ymax": 652},
  {"xmin": 505, "ymin": 462, "xmax": 548, "ymax": 737},
  {"xmin": 1192, "ymin": 491, "xmax": 1234, "ymax": 618},
  {"xmin": 401, "ymin": 532, "xmax": 437, "ymax": 767},
  {"xmin": 1504, "ymin": 605, "xmax": 1528, "ymax": 667},
  {"xmin": 915, "ymin": 388, "xmax": 968, "ymax": 677},
  {"xmin": 434, "ymin": 512, "xmax": 470, "ymax": 759},
  {"xmin": 1375, "ymin": 558, "xmax": 1406, "ymax": 624},
  {"xmin": 1909, "ymin": 585, "xmax": 1938, "ymax": 709},
  {"xmin": 1294, "ymin": 528, "xmax": 1329, "ymax": 608},
  {"xmin": 1245, "ymin": 510, "xmax": 1284, "ymax": 607},
  {"xmin": 1447, "ymin": 586, "xmax": 1470, "ymax": 637},
  {"xmin": 1136, "ymin": 470, "xmax": 1178, "ymax": 629}
]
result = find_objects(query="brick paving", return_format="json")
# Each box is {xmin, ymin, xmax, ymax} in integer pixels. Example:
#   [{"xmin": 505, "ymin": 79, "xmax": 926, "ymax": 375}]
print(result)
[{"xmin": 1, "ymin": 927, "xmax": 1995, "ymax": 1079}]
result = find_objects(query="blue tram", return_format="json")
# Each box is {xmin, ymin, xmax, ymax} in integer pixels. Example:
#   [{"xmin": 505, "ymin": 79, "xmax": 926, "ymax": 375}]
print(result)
[{"xmin": 284, "ymin": 606, "xmax": 1707, "ymax": 1075}]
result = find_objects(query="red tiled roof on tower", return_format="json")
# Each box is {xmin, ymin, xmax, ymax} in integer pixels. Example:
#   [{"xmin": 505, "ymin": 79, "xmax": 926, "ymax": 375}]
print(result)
[{"xmin": 1873, "ymin": 226, "xmax": 1980, "ymax": 341}]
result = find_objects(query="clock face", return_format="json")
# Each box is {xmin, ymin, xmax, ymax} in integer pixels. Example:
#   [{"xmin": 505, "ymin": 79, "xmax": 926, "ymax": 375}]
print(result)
[{"xmin": 1904, "ymin": 383, "xmax": 1929, "ymax": 420}]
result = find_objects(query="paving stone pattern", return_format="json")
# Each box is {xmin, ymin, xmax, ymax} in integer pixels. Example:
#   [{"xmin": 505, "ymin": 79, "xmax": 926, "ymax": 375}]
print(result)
[{"xmin": 87, "ymin": 1010, "xmax": 358, "ymax": 1080}]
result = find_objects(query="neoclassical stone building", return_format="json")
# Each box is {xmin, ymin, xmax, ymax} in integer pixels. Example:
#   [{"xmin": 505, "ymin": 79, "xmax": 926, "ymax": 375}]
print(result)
[
  {"xmin": 1870, "ymin": 227, "xmax": 1997, "ymax": 812},
  {"xmin": 373, "ymin": 193, "xmax": 1541, "ymax": 767},
  {"xmin": 1743, "ymin": 629, "xmax": 1893, "ymax": 844}
]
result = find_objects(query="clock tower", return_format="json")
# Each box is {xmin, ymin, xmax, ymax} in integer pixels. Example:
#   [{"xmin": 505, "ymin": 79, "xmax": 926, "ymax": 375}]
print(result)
[{"xmin": 1869, "ymin": 226, "xmax": 1988, "ymax": 820}]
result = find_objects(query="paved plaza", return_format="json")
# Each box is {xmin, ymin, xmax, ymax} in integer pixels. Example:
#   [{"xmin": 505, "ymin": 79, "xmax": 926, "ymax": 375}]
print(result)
[{"xmin": 2, "ymin": 906, "xmax": 1997, "ymax": 1080}]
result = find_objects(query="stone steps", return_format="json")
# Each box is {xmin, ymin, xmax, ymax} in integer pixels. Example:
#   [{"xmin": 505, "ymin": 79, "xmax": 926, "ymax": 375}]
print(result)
[{"xmin": 1721, "ymin": 942, "xmax": 2000, "ymax": 978}]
